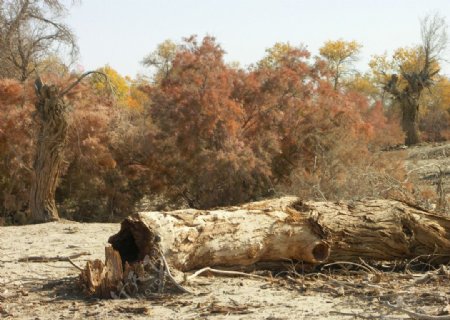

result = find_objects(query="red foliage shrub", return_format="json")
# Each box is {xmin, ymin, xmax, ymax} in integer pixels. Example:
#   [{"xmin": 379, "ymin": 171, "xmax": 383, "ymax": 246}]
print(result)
[
  {"xmin": 0, "ymin": 77, "xmax": 152, "ymax": 223},
  {"xmin": 0, "ymin": 80, "xmax": 24, "ymax": 105},
  {"xmin": 365, "ymin": 101, "xmax": 405, "ymax": 148},
  {"xmin": 146, "ymin": 37, "xmax": 409, "ymax": 206},
  {"xmin": 148, "ymin": 36, "xmax": 273, "ymax": 208},
  {"xmin": 56, "ymin": 83, "xmax": 152, "ymax": 221},
  {"xmin": 0, "ymin": 80, "xmax": 34, "ymax": 223}
]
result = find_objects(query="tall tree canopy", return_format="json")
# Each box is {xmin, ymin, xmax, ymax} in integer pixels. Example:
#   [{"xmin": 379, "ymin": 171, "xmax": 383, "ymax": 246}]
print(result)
[
  {"xmin": 142, "ymin": 39, "xmax": 178, "ymax": 83},
  {"xmin": 0, "ymin": 0, "xmax": 77, "ymax": 81},
  {"xmin": 319, "ymin": 39, "xmax": 362, "ymax": 90}
]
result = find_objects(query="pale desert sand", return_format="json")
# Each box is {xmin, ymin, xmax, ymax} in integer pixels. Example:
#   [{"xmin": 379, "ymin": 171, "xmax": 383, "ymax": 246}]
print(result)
[{"xmin": 0, "ymin": 221, "xmax": 379, "ymax": 320}]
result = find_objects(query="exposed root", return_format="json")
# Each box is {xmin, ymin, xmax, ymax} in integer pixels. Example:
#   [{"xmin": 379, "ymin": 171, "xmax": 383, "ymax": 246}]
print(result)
[{"xmin": 158, "ymin": 251, "xmax": 191, "ymax": 294}]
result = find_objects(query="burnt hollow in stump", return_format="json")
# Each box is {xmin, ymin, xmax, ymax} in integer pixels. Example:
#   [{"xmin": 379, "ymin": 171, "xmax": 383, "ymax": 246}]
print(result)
[{"xmin": 108, "ymin": 216, "xmax": 160, "ymax": 265}]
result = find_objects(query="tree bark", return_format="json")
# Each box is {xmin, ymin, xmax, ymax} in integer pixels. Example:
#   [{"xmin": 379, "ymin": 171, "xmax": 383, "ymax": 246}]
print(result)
[
  {"xmin": 385, "ymin": 76, "xmax": 422, "ymax": 146},
  {"xmin": 29, "ymin": 82, "xmax": 68, "ymax": 222},
  {"xmin": 106, "ymin": 197, "xmax": 450, "ymax": 269},
  {"xmin": 312, "ymin": 199, "xmax": 450, "ymax": 262},
  {"xmin": 109, "ymin": 197, "xmax": 331, "ymax": 272},
  {"xmin": 400, "ymin": 96, "xmax": 420, "ymax": 146}
]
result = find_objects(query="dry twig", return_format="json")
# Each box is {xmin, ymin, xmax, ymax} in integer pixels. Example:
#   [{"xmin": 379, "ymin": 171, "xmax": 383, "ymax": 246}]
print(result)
[
  {"xmin": 323, "ymin": 261, "xmax": 376, "ymax": 274},
  {"xmin": 329, "ymin": 311, "xmax": 388, "ymax": 319},
  {"xmin": 18, "ymin": 252, "xmax": 90, "ymax": 263},
  {"xmin": 67, "ymin": 257, "xmax": 83, "ymax": 271},
  {"xmin": 186, "ymin": 267, "xmax": 270, "ymax": 282},
  {"xmin": 384, "ymin": 302, "xmax": 450, "ymax": 320}
]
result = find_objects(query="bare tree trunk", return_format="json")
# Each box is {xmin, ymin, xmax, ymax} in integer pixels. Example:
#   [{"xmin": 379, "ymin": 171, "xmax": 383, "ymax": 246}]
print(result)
[
  {"xmin": 400, "ymin": 96, "xmax": 420, "ymax": 146},
  {"xmin": 29, "ymin": 82, "xmax": 68, "ymax": 222},
  {"xmin": 80, "ymin": 197, "xmax": 450, "ymax": 297},
  {"xmin": 383, "ymin": 15, "xmax": 447, "ymax": 146}
]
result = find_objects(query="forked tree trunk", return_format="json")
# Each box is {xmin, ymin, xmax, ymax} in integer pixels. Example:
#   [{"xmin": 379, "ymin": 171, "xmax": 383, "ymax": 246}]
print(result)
[
  {"xmin": 400, "ymin": 96, "xmax": 420, "ymax": 146},
  {"xmin": 81, "ymin": 197, "xmax": 450, "ymax": 297},
  {"xmin": 29, "ymin": 83, "xmax": 68, "ymax": 222}
]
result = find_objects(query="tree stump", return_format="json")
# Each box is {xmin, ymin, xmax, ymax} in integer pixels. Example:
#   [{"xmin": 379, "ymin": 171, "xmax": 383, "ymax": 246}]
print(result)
[{"xmin": 80, "ymin": 246, "xmax": 123, "ymax": 297}]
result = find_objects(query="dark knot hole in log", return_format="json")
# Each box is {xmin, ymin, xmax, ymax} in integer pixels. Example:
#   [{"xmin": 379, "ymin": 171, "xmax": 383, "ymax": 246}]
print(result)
[{"xmin": 312, "ymin": 242, "xmax": 330, "ymax": 262}]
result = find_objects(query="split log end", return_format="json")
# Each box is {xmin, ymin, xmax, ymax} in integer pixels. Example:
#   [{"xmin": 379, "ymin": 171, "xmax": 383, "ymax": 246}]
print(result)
[{"xmin": 79, "ymin": 246, "xmax": 123, "ymax": 298}]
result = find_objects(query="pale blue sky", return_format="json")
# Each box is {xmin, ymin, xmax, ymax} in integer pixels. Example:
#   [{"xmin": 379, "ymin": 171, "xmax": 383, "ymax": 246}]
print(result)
[{"xmin": 66, "ymin": 0, "xmax": 450, "ymax": 77}]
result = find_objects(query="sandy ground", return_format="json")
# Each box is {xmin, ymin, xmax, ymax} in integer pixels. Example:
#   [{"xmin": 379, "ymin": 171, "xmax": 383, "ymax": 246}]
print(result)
[
  {"xmin": 0, "ymin": 221, "xmax": 376, "ymax": 320},
  {"xmin": 1, "ymin": 221, "xmax": 450, "ymax": 320}
]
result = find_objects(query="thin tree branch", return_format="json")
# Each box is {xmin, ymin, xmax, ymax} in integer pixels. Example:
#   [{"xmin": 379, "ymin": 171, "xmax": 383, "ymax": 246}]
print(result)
[{"xmin": 59, "ymin": 71, "xmax": 110, "ymax": 97}]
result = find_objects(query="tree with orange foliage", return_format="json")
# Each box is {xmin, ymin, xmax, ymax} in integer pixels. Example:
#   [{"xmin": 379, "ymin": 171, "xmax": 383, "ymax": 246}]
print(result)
[
  {"xmin": 148, "ymin": 36, "xmax": 273, "ymax": 208},
  {"xmin": 242, "ymin": 42, "xmax": 400, "ymax": 200},
  {"xmin": 0, "ymin": 80, "xmax": 34, "ymax": 224}
]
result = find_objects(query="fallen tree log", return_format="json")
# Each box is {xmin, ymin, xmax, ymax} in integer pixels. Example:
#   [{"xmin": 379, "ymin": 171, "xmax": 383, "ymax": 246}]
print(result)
[{"xmin": 81, "ymin": 197, "xmax": 450, "ymax": 297}]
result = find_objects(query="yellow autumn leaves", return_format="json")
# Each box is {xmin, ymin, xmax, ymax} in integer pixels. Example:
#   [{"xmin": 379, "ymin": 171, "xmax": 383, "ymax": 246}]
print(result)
[
  {"xmin": 89, "ymin": 38, "xmax": 449, "ymax": 118},
  {"xmin": 319, "ymin": 40, "xmax": 362, "ymax": 89},
  {"xmin": 90, "ymin": 65, "xmax": 149, "ymax": 110}
]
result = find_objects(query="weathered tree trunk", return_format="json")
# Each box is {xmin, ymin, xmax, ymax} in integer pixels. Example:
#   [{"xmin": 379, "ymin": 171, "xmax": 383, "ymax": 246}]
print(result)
[
  {"xmin": 81, "ymin": 197, "xmax": 450, "ymax": 297},
  {"xmin": 311, "ymin": 199, "xmax": 450, "ymax": 262},
  {"xmin": 383, "ymin": 14, "xmax": 446, "ymax": 146},
  {"xmin": 109, "ymin": 197, "xmax": 330, "ymax": 271},
  {"xmin": 400, "ymin": 96, "xmax": 420, "ymax": 146},
  {"xmin": 29, "ymin": 82, "xmax": 68, "ymax": 222}
]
